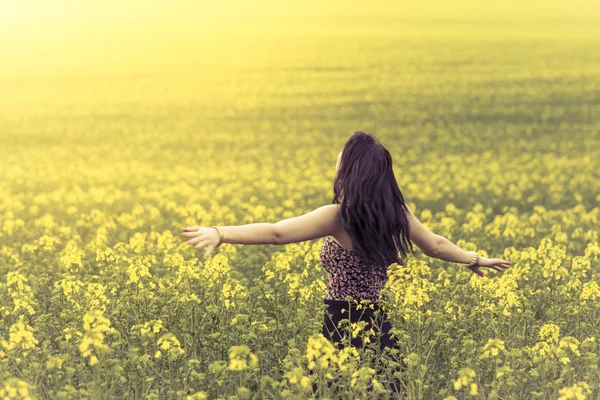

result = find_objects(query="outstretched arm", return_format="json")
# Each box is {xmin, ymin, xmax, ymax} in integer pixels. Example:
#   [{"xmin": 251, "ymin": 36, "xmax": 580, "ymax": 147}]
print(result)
[
  {"xmin": 182, "ymin": 204, "xmax": 340, "ymax": 257},
  {"xmin": 405, "ymin": 205, "xmax": 512, "ymax": 276},
  {"xmin": 272, "ymin": 204, "xmax": 339, "ymax": 245}
]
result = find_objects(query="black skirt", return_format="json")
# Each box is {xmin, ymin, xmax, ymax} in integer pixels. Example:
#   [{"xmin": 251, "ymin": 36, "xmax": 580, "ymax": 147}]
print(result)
[{"xmin": 310, "ymin": 298, "xmax": 406, "ymax": 397}]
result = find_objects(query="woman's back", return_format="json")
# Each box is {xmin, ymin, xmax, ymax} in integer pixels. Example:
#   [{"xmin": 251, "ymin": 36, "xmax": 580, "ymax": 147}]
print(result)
[{"xmin": 320, "ymin": 235, "xmax": 389, "ymax": 302}]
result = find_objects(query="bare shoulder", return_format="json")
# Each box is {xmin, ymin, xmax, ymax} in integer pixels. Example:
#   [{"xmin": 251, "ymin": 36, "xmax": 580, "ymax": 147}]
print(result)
[
  {"xmin": 327, "ymin": 203, "xmax": 342, "ymax": 218},
  {"xmin": 320, "ymin": 204, "xmax": 342, "ymax": 221},
  {"xmin": 327, "ymin": 203, "xmax": 344, "ymax": 236},
  {"xmin": 273, "ymin": 203, "xmax": 343, "ymax": 244}
]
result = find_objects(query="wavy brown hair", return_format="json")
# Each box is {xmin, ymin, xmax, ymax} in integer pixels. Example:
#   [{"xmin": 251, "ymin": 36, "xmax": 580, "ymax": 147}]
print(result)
[{"xmin": 332, "ymin": 131, "xmax": 414, "ymax": 269}]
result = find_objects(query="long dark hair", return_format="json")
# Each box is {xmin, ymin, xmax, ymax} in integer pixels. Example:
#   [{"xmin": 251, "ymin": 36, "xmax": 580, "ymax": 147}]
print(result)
[{"xmin": 332, "ymin": 131, "xmax": 414, "ymax": 269}]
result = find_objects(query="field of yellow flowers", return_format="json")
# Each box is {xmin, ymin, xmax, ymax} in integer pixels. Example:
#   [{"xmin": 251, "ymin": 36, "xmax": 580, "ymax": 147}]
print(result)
[{"xmin": 1, "ymin": 9, "xmax": 600, "ymax": 400}]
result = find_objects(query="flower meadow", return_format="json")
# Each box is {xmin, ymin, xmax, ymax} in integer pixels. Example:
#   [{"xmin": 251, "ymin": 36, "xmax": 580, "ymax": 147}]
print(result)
[{"xmin": 1, "ymin": 6, "xmax": 600, "ymax": 400}]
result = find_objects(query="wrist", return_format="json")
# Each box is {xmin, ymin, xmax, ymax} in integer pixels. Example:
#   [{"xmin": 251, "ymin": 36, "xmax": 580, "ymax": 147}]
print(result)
[
  {"xmin": 464, "ymin": 251, "xmax": 479, "ymax": 267},
  {"xmin": 210, "ymin": 226, "xmax": 224, "ymax": 247}
]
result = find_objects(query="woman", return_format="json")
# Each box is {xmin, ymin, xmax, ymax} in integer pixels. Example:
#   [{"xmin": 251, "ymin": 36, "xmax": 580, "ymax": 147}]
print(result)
[{"xmin": 181, "ymin": 131, "xmax": 513, "ymax": 397}]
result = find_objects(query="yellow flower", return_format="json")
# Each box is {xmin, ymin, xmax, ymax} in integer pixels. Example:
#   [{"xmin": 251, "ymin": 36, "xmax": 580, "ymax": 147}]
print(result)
[
  {"xmin": 59, "ymin": 240, "xmax": 85, "ymax": 271},
  {"xmin": 560, "ymin": 356, "xmax": 571, "ymax": 365},
  {"xmin": 1, "ymin": 317, "xmax": 39, "ymax": 354},
  {"xmin": 283, "ymin": 366, "xmax": 312, "ymax": 389},
  {"xmin": 0, "ymin": 378, "xmax": 30, "ymax": 399},
  {"xmin": 558, "ymin": 381, "xmax": 592, "ymax": 400},
  {"xmin": 221, "ymin": 278, "xmax": 248, "ymax": 310},
  {"xmin": 202, "ymin": 254, "xmax": 231, "ymax": 287},
  {"xmin": 580, "ymin": 281, "xmax": 600, "ymax": 305},
  {"xmin": 46, "ymin": 355, "xmax": 64, "ymax": 370},
  {"xmin": 559, "ymin": 337, "xmax": 581, "ymax": 356},
  {"xmin": 481, "ymin": 338, "xmax": 506, "ymax": 359},
  {"xmin": 350, "ymin": 367, "xmax": 375, "ymax": 388},
  {"xmin": 135, "ymin": 320, "xmax": 163, "ymax": 337},
  {"xmin": 79, "ymin": 310, "xmax": 117, "ymax": 364},
  {"xmin": 6, "ymin": 271, "xmax": 37, "ymax": 316},
  {"xmin": 453, "ymin": 368, "xmax": 476, "ymax": 391},
  {"xmin": 305, "ymin": 334, "xmax": 337, "ymax": 370},
  {"xmin": 157, "ymin": 333, "xmax": 185, "ymax": 360},
  {"xmin": 372, "ymin": 378, "xmax": 385, "ymax": 393},
  {"xmin": 470, "ymin": 383, "xmax": 478, "ymax": 396},
  {"xmin": 126, "ymin": 256, "xmax": 152, "ymax": 286},
  {"xmin": 300, "ymin": 376, "xmax": 311, "ymax": 389},
  {"xmin": 186, "ymin": 391, "xmax": 208, "ymax": 400},
  {"xmin": 227, "ymin": 345, "xmax": 259, "ymax": 371},
  {"xmin": 539, "ymin": 323, "xmax": 560, "ymax": 344},
  {"xmin": 351, "ymin": 321, "xmax": 368, "ymax": 339},
  {"xmin": 337, "ymin": 346, "xmax": 360, "ymax": 373}
]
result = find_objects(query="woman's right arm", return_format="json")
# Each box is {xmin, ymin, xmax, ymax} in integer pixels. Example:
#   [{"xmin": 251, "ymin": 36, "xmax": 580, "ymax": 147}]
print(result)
[
  {"xmin": 405, "ymin": 205, "xmax": 512, "ymax": 273},
  {"xmin": 429, "ymin": 235, "xmax": 477, "ymax": 264},
  {"xmin": 405, "ymin": 205, "xmax": 474, "ymax": 264}
]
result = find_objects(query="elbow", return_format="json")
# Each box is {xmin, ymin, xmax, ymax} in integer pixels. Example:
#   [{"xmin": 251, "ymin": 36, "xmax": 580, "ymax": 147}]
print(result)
[
  {"xmin": 426, "ymin": 235, "xmax": 443, "ymax": 258},
  {"xmin": 272, "ymin": 223, "xmax": 281, "ymax": 245},
  {"xmin": 424, "ymin": 247, "xmax": 437, "ymax": 258}
]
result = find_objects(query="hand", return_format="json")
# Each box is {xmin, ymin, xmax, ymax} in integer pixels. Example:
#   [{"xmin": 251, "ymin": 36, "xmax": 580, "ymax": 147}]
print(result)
[
  {"xmin": 181, "ymin": 226, "xmax": 221, "ymax": 258},
  {"xmin": 467, "ymin": 256, "xmax": 513, "ymax": 277}
]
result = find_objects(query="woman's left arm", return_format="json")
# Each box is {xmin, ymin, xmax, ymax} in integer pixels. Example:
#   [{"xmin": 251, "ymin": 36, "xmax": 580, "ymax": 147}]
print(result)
[
  {"xmin": 271, "ymin": 203, "xmax": 340, "ymax": 245},
  {"xmin": 182, "ymin": 204, "xmax": 340, "ymax": 257}
]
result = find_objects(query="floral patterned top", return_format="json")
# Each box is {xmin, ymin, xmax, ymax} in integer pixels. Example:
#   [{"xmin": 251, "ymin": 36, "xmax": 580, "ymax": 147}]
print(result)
[{"xmin": 320, "ymin": 236, "xmax": 388, "ymax": 302}]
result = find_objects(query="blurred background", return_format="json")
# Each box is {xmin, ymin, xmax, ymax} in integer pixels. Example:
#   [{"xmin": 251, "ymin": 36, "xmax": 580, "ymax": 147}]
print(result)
[
  {"xmin": 1, "ymin": 0, "xmax": 599, "ymax": 77},
  {"xmin": 1, "ymin": 0, "xmax": 599, "ymax": 221}
]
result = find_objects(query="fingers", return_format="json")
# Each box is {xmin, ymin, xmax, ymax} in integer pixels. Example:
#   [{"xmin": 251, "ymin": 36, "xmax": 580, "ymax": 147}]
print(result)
[
  {"xmin": 182, "ymin": 231, "xmax": 202, "ymax": 237},
  {"xmin": 204, "ymin": 246, "xmax": 215, "ymax": 259},
  {"xmin": 472, "ymin": 258, "xmax": 514, "ymax": 277},
  {"xmin": 485, "ymin": 263, "xmax": 512, "ymax": 272},
  {"xmin": 193, "ymin": 240, "xmax": 210, "ymax": 250},
  {"xmin": 186, "ymin": 235, "xmax": 205, "ymax": 246},
  {"xmin": 488, "ymin": 259, "xmax": 513, "ymax": 268},
  {"xmin": 471, "ymin": 266, "xmax": 484, "ymax": 277},
  {"xmin": 181, "ymin": 227, "xmax": 216, "ymax": 258}
]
